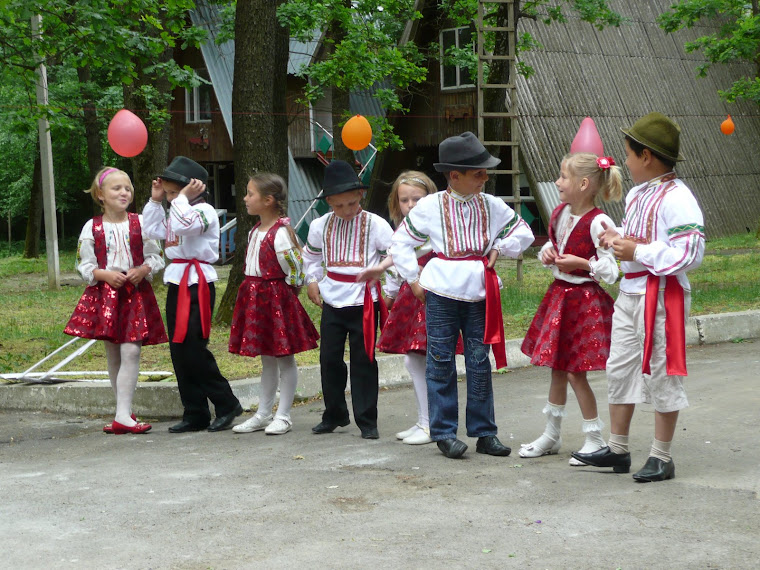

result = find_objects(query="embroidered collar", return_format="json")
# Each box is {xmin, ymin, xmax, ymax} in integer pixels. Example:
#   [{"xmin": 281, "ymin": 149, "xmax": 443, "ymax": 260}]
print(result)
[
  {"xmin": 446, "ymin": 187, "xmax": 476, "ymax": 202},
  {"xmin": 644, "ymin": 172, "xmax": 676, "ymax": 189}
]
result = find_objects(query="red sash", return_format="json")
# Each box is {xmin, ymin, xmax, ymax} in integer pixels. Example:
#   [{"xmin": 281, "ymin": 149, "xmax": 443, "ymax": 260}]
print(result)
[
  {"xmin": 172, "ymin": 259, "xmax": 211, "ymax": 343},
  {"xmin": 624, "ymin": 271, "xmax": 687, "ymax": 376},
  {"xmin": 436, "ymin": 254, "xmax": 507, "ymax": 370},
  {"xmin": 326, "ymin": 271, "xmax": 389, "ymax": 362}
]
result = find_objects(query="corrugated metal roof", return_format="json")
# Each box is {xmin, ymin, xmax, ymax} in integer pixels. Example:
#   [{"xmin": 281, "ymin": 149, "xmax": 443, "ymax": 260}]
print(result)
[
  {"xmin": 515, "ymin": 0, "xmax": 760, "ymax": 236},
  {"xmin": 287, "ymin": 149, "xmax": 323, "ymax": 228},
  {"xmin": 289, "ymin": 34, "xmax": 321, "ymax": 75}
]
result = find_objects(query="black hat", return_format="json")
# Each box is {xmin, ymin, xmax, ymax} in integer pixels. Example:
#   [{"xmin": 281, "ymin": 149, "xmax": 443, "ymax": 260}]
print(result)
[
  {"xmin": 322, "ymin": 160, "xmax": 368, "ymax": 197},
  {"xmin": 433, "ymin": 132, "xmax": 501, "ymax": 172},
  {"xmin": 160, "ymin": 156, "xmax": 209, "ymax": 185}
]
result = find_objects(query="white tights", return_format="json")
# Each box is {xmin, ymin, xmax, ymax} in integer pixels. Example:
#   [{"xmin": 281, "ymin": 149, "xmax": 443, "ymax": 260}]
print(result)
[
  {"xmin": 405, "ymin": 352, "xmax": 429, "ymax": 429},
  {"xmin": 104, "ymin": 341, "xmax": 142, "ymax": 426},
  {"xmin": 258, "ymin": 355, "xmax": 298, "ymax": 420}
]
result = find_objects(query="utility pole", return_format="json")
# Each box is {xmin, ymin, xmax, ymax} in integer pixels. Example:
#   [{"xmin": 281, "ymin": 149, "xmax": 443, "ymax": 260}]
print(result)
[{"xmin": 31, "ymin": 14, "xmax": 60, "ymax": 289}]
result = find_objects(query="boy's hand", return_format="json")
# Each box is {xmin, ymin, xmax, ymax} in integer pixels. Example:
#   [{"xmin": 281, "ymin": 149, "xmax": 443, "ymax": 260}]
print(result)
[
  {"xmin": 554, "ymin": 254, "xmax": 588, "ymax": 273},
  {"xmin": 97, "ymin": 269, "xmax": 127, "ymax": 289},
  {"xmin": 410, "ymin": 281, "xmax": 425, "ymax": 304},
  {"xmin": 598, "ymin": 221, "xmax": 621, "ymax": 249},
  {"xmin": 541, "ymin": 247, "xmax": 558, "ymax": 265},
  {"xmin": 486, "ymin": 248, "xmax": 498, "ymax": 269},
  {"xmin": 307, "ymin": 282, "xmax": 322, "ymax": 307},
  {"xmin": 151, "ymin": 179, "xmax": 165, "ymax": 202},
  {"xmin": 180, "ymin": 178, "xmax": 206, "ymax": 201},
  {"xmin": 384, "ymin": 296, "xmax": 395, "ymax": 310},
  {"xmin": 356, "ymin": 265, "xmax": 384, "ymax": 285},
  {"xmin": 126, "ymin": 264, "xmax": 150, "ymax": 285},
  {"xmin": 612, "ymin": 238, "xmax": 637, "ymax": 262}
]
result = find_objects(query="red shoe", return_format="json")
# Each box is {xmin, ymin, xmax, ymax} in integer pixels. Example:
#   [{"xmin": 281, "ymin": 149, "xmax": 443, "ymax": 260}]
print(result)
[
  {"xmin": 112, "ymin": 420, "xmax": 152, "ymax": 435},
  {"xmin": 104, "ymin": 414, "xmax": 137, "ymax": 434}
]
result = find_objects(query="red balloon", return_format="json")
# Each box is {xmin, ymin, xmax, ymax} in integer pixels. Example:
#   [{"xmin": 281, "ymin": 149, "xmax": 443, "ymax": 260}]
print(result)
[
  {"xmin": 570, "ymin": 117, "xmax": 604, "ymax": 156},
  {"xmin": 107, "ymin": 109, "xmax": 148, "ymax": 157}
]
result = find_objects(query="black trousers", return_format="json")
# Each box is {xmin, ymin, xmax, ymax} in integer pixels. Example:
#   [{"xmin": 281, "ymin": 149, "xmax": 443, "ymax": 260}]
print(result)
[
  {"xmin": 166, "ymin": 283, "xmax": 240, "ymax": 425},
  {"xmin": 319, "ymin": 302, "xmax": 380, "ymax": 431}
]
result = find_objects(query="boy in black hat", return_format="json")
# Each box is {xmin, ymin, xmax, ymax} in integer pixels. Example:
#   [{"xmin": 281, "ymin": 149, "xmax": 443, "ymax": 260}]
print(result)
[
  {"xmin": 391, "ymin": 132, "xmax": 534, "ymax": 458},
  {"xmin": 302, "ymin": 160, "xmax": 394, "ymax": 439},
  {"xmin": 572, "ymin": 112, "xmax": 705, "ymax": 482},
  {"xmin": 143, "ymin": 156, "xmax": 242, "ymax": 433}
]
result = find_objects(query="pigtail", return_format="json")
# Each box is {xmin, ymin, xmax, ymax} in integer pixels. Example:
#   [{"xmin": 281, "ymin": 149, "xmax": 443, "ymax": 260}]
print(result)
[{"xmin": 599, "ymin": 165, "xmax": 623, "ymax": 203}]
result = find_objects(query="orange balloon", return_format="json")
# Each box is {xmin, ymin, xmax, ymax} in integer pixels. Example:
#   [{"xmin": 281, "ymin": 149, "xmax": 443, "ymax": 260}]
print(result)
[
  {"xmin": 341, "ymin": 114, "xmax": 373, "ymax": 150},
  {"xmin": 720, "ymin": 115, "xmax": 735, "ymax": 135}
]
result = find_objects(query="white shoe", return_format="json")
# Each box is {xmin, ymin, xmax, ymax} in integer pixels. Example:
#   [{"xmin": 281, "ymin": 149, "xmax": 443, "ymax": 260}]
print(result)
[
  {"xmin": 232, "ymin": 413, "xmax": 272, "ymax": 433},
  {"xmin": 265, "ymin": 417, "xmax": 292, "ymax": 435},
  {"xmin": 396, "ymin": 424, "xmax": 421, "ymax": 440},
  {"xmin": 403, "ymin": 426, "xmax": 432, "ymax": 445},
  {"xmin": 518, "ymin": 436, "xmax": 562, "ymax": 458}
]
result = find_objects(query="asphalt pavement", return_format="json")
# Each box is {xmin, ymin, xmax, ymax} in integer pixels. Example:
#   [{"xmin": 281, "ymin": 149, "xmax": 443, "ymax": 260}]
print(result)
[{"xmin": 1, "ymin": 340, "xmax": 758, "ymax": 569}]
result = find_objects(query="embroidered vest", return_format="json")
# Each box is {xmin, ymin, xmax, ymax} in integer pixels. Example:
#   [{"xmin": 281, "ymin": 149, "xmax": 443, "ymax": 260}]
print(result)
[
  {"xmin": 548, "ymin": 203, "xmax": 602, "ymax": 278},
  {"xmin": 92, "ymin": 213, "xmax": 144, "ymax": 269},
  {"xmin": 245, "ymin": 219, "xmax": 287, "ymax": 279}
]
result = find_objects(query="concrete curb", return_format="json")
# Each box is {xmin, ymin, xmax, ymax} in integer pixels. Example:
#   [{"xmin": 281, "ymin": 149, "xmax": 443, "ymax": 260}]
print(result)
[{"xmin": 2, "ymin": 310, "xmax": 758, "ymax": 418}]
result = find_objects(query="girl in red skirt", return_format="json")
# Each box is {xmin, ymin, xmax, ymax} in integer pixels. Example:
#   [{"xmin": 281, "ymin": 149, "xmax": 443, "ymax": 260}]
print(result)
[
  {"xmin": 229, "ymin": 173, "xmax": 319, "ymax": 435},
  {"xmin": 520, "ymin": 153, "xmax": 622, "ymax": 463},
  {"xmin": 65, "ymin": 167, "xmax": 167, "ymax": 434}
]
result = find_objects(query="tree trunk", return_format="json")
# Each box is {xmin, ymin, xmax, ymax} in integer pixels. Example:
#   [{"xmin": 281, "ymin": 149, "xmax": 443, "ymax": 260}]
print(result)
[
  {"xmin": 328, "ymin": 1, "xmax": 354, "ymax": 165},
  {"xmin": 24, "ymin": 150, "xmax": 43, "ymax": 258},
  {"xmin": 215, "ymin": 0, "xmax": 289, "ymax": 324},
  {"xmin": 77, "ymin": 65, "xmax": 105, "ymax": 215}
]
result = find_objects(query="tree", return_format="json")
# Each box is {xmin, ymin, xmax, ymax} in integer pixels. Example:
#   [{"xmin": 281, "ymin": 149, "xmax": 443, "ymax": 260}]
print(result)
[{"xmin": 215, "ymin": 0, "xmax": 290, "ymax": 323}]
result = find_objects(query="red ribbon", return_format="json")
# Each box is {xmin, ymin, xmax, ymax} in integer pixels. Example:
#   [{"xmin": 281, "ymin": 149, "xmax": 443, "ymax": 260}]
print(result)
[
  {"xmin": 172, "ymin": 259, "xmax": 210, "ymax": 343},
  {"xmin": 624, "ymin": 271, "xmax": 687, "ymax": 376},
  {"xmin": 435, "ymin": 254, "xmax": 507, "ymax": 370},
  {"xmin": 326, "ymin": 271, "xmax": 388, "ymax": 362}
]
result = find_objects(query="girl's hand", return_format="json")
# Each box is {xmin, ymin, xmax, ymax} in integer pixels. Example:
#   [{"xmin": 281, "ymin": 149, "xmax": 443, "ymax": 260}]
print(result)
[
  {"xmin": 541, "ymin": 247, "xmax": 558, "ymax": 265},
  {"xmin": 554, "ymin": 254, "xmax": 589, "ymax": 273},
  {"xmin": 384, "ymin": 296, "xmax": 395, "ymax": 310},
  {"xmin": 410, "ymin": 281, "xmax": 425, "ymax": 304},
  {"xmin": 180, "ymin": 178, "xmax": 206, "ymax": 201},
  {"xmin": 97, "ymin": 269, "xmax": 127, "ymax": 289},
  {"xmin": 307, "ymin": 282, "xmax": 322, "ymax": 307},
  {"xmin": 126, "ymin": 264, "xmax": 150, "ymax": 285},
  {"xmin": 356, "ymin": 265, "xmax": 384, "ymax": 284},
  {"xmin": 486, "ymin": 248, "xmax": 498, "ymax": 269},
  {"xmin": 151, "ymin": 179, "xmax": 165, "ymax": 202},
  {"xmin": 598, "ymin": 221, "xmax": 621, "ymax": 249}
]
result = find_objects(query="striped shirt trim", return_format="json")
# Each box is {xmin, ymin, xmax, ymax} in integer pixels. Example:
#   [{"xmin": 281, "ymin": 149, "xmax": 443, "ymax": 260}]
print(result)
[
  {"xmin": 497, "ymin": 214, "xmax": 522, "ymax": 239},
  {"xmin": 668, "ymin": 223, "xmax": 705, "ymax": 237}
]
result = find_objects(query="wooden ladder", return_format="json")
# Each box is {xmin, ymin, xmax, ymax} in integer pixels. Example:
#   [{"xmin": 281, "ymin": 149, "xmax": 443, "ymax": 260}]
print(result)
[{"xmin": 475, "ymin": 0, "xmax": 523, "ymax": 280}]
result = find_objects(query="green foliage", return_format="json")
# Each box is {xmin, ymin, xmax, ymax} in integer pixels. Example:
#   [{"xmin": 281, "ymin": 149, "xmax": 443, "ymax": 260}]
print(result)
[{"xmin": 658, "ymin": 0, "xmax": 760, "ymax": 105}]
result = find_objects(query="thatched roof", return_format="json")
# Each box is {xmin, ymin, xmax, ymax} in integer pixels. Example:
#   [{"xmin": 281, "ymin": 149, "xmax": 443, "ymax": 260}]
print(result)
[{"xmin": 516, "ymin": 0, "xmax": 760, "ymax": 237}]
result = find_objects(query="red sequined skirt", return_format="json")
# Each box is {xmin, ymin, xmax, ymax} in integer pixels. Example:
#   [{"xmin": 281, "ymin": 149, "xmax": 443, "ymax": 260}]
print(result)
[
  {"xmin": 64, "ymin": 281, "xmax": 168, "ymax": 345},
  {"xmin": 229, "ymin": 276, "xmax": 319, "ymax": 358},
  {"xmin": 521, "ymin": 279, "xmax": 613, "ymax": 372}
]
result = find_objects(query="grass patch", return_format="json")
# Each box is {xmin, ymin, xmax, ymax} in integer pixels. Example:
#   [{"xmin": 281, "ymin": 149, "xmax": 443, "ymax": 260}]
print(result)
[{"xmin": 1, "ymin": 234, "xmax": 757, "ymax": 381}]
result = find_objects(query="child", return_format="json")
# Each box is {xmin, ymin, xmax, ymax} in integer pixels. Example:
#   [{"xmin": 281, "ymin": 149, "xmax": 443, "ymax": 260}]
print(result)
[
  {"xmin": 65, "ymin": 167, "xmax": 167, "ymax": 434},
  {"xmin": 303, "ymin": 160, "xmax": 394, "ymax": 440},
  {"xmin": 142, "ymin": 156, "xmax": 243, "ymax": 433},
  {"xmin": 572, "ymin": 112, "xmax": 705, "ymax": 482},
  {"xmin": 391, "ymin": 132, "xmax": 535, "ymax": 459},
  {"xmin": 229, "ymin": 173, "xmax": 319, "ymax": 435},
  {"xmin": 519, "ymin": 152, "xmax": 622, "ymax": 464},
  {"xmin": 359, "ymin": 171, "xmax": 437, "ymax": 445}
]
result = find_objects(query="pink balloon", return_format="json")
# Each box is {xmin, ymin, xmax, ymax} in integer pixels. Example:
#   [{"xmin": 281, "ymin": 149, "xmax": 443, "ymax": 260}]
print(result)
[
  {"xmin": 570, "ymin": 117, "xmax": 604, "ymax": 156},
  {"xmin": 107, "ymin": 109, "xmax": 148, "ymax": 157}
]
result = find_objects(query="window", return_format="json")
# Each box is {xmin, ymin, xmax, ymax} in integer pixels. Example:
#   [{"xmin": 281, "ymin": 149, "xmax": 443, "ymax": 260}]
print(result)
[
  {"xmin": 186, "ymin": 69, "xmax": 213, "ymax": 123},
  {"xmin": 440, "ymin": 26, "xmax": 475, "ymax": 90}
]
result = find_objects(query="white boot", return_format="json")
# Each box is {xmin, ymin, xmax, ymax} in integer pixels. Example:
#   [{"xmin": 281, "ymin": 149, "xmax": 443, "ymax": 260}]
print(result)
[
  {"xmin": 569, "ymin": 417, "xmax": 606, "ymax": 466},
  {"xmin": 519, "ymin": 402, "xmax": 564, "ymax": 458}
]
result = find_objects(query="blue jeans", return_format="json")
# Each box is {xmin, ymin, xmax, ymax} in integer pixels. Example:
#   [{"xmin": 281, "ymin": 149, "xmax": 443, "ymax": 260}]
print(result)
[{"xmin": 425, "ymin": 292, "xmax": 497, "ymax": 441}]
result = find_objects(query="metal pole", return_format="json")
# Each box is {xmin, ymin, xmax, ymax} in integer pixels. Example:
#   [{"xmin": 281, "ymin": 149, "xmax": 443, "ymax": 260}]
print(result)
[{"xmin": 31, "ymin": 14, "xmax": 60, "ymax": 290}]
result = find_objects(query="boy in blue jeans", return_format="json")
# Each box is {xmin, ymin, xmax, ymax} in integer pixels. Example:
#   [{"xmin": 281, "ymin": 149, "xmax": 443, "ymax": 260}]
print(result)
[{"xmin": 391, "ymin": 132, "xmax": 534, "ymax": 458}]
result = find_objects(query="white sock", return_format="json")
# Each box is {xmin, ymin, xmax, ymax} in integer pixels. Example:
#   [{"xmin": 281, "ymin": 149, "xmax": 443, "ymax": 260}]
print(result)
[
  {"xmin": 110, "ymin": 342, "xmax": 141, "ymax": 426},
  {"xmin": 258, "ymin": 355, "xmax": 278, "ymax": 418},
  {"xmin": 577, "ymin": 417, "xmax": 606, "ymax": 454},
  {"xmin": 104, "ymin": 341, "xmax": 120, "ymax": 395},
  {"xmin": 405, "ymin": 352, "xmax": 428, "ymax": 429},
  {"xmin": 609, "ymin": 433, "xmax": 629, "ymax": 455},
  {"xmin": 274, "ymin": 355, "xmax": 298, "ymax": 420},
  {"xmin": 650, "ymin": 439, "xmax": 672, "ymax": 462},
  {"xmin": 526, "ymin": 402, "xmax": 565, "ymax": 450}
]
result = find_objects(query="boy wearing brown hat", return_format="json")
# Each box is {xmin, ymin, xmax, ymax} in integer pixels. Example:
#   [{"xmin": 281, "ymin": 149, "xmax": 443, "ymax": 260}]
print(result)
[
  {"xmin": 391, "ymin": 132, "xmax": 534, "ymax": 459},
  {"xmin": 303, "ymin": 160, "xmax": 394, "ymax": 439},
  {"xmin": 572, "ymin": 112, "xmax": 705, "ymax": 481},
  {"xmin": 143, "ymin": 156, "xmax": 242, "ymax": 433}
]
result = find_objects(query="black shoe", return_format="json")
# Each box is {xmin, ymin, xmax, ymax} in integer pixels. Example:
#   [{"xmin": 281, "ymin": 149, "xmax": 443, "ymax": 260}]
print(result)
[
  {"xmin": 168, "ymin": 420, "xmax": 209, "ymax": 433},
  {"xmin": 436, "ymin": 438, "xmax": 468, "ymax": 459},
  {"xmin": 476, "ymin": 435, "xmax": 511, "ymax": 457},
  {"xmin": 571, "ymin": 446, "xmax": 631, "ymax": 473},
  {"xmin": 312, "ymin": 419, "xmax": 350, "ymax": 434},
  {"xmin": 361, "ymin": 427, "xmax": 379, "ymax": 440},
  {"xmin": 632, "ymin": 456, "xmax": 675, "ymax": 482},
  {"xmin": 208, "ymin": 404, "xmax": 244, "ymax": 432}
]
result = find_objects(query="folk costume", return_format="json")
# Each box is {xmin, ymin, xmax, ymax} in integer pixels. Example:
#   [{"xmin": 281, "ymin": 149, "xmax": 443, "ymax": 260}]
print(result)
[
  {"xmin": 142, "ymin": 156, "xmax": 241, "ymax": 432},
  {"xmin": 303, "ymin": 160, "xmax": 394, "ymax": 438},
  {"xmin": 391, "ymin": 132, "xmax": 534, "ymax": 458},
  {"xmin": 65, "ymin": 213, "xmax": 167, "ymax": 346}
]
